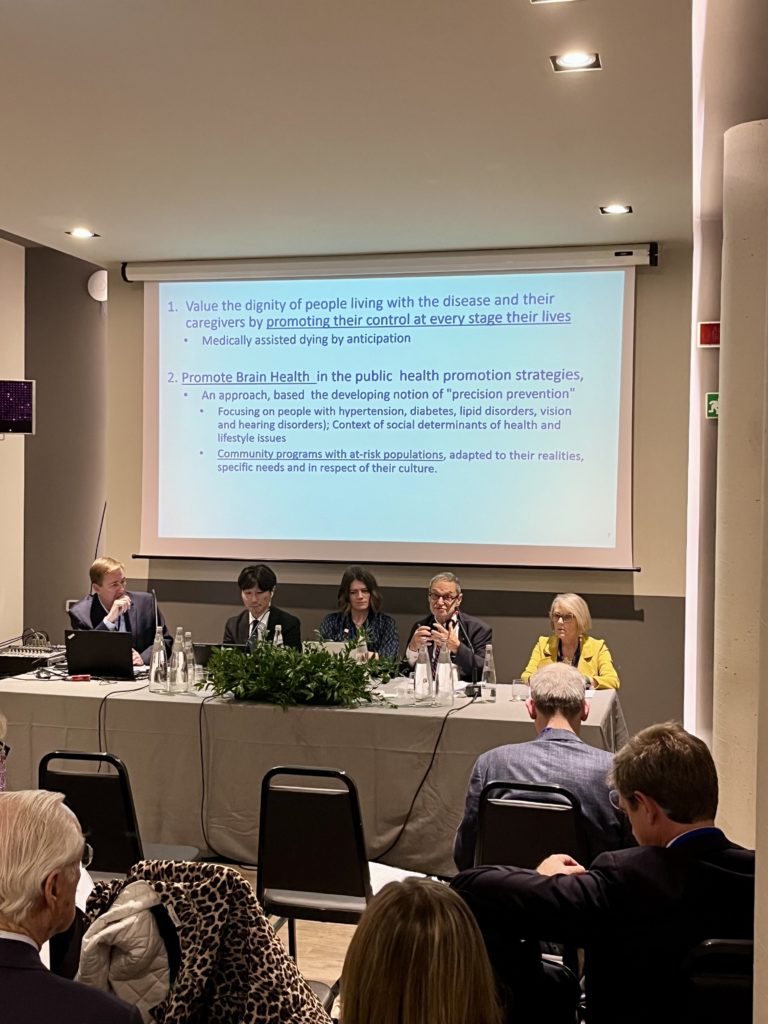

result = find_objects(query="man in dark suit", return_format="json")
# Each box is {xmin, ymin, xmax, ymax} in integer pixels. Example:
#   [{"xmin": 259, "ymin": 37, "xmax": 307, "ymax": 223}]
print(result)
[
  {"xmin": 222, "ymin": 563, "xmax": 302, "ymax": 649},
  {"xmin": 68, "ymin": 556, "xmax": 172, "ymax": 665},
  {"xmin": 0, "ymin": 790, "xmax": 141, "ymax": 1023},
  {"xmin": 404, "ymin": 571, "xmax": 491, "ymax": 681},
  {"xmin": 454, "ymin": 663, "xmax": 628, "ymax": 870},
  {"xmin": 452, "ymin": 722, "xmax": 755, "ymax": 1024}
]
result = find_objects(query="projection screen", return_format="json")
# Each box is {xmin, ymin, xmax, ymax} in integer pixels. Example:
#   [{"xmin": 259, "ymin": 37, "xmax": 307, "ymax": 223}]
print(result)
[{"xmin": 137, "ymin": 249, "xmax": 638, "ymax": 568}]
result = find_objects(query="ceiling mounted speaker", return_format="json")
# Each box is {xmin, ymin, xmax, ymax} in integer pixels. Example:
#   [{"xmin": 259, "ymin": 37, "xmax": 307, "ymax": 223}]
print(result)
[{"xmin": 87, "ymin": 269, "xmax": 108, "ymax": 302}]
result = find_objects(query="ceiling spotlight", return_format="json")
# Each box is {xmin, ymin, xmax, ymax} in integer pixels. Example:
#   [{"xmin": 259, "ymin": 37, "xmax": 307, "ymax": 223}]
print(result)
[
  {"xmin": 599, "ymin": 204, "xmax": 633, "ymax": 215},
  {"xmin": 531, "ymin": 1, "xmax": 580, "ymax": 4},
  {"xmin": 66, "ymin": 227, "xmax": 100, "ymax": 239},
  {"xmin": 550, "ymin": 51, "xmax": 601, "ymax": 72}
]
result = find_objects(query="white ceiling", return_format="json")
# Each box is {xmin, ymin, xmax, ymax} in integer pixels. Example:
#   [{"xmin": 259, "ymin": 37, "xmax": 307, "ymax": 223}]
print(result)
[{"xmin": 0, "ymin": 0, "xmax": 692, "ymax": 266}]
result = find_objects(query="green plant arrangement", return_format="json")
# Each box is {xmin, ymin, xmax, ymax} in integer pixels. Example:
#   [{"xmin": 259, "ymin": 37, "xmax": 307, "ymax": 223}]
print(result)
[{"xmin": 200, "ymin": 637, "xmax": 400, "ymax": 708}]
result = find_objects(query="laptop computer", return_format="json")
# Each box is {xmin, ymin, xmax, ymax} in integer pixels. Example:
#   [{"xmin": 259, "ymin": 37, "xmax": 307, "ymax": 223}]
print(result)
[
  {"xmin": 65, "ymin": 629, "xmax": 135, "ymax": 680},
  {"xmin": 192, "ymin": 642, "xmax": 249, "ymax": 667}
]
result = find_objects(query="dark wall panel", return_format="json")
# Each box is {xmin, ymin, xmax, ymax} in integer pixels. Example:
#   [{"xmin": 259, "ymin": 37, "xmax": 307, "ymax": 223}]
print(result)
[{"xmin": 24, "ymin": 248, "xmax": 106, "ymax": 638}]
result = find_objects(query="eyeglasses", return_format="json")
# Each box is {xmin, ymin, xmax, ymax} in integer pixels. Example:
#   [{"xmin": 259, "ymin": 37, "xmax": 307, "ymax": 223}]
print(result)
[
  {"xmin": 552, "ymin": 612, "xmax": 575, "ymax": 623},
  {"xmin": 81, "ymin": 842, "xmax": 94, "ymax": 868},
  {"xmin": 428, "ymin": 591, "xmax": 460, "ymax": 604}
]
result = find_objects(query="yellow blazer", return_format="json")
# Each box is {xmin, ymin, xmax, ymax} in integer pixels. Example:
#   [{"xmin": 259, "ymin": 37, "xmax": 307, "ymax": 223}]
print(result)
[{"xmin": 520, "ymin": 634, "xmax": 620, "ymax": 690}]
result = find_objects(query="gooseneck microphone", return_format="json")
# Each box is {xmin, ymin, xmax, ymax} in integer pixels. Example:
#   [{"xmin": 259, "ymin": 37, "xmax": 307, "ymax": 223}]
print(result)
[
  {"xmin": 152, "ymin": 588, "xmax": 159, "ymax": 630},
  {"xmin": 456, "ymin": 616, "xmax": 480, "ymax": 697}
]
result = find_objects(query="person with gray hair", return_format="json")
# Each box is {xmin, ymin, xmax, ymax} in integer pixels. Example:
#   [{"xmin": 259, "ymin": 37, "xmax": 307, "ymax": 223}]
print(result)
[
  {"xmin": 405, "ymin": 571, "xmax": 492, "ymax": 681},
  {"xmin": 0, "ymin": 790, "xmax": 141, "ymax": 1023},
  {"xmin": 453, "ymin": 663, "xmax": 627, "ymax": 870}
]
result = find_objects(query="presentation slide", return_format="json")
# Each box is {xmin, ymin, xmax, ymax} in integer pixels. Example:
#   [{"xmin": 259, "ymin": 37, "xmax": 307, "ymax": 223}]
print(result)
[{"xmin": 142, "ymin": 265, "xmax": 634, "ymax": 567}]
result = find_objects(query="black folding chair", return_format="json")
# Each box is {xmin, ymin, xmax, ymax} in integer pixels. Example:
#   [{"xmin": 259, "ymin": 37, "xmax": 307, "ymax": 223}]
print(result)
[
  {"xmin": 476, "ymin": 780, "xmax": 589, "ymax": 868},
  {"xmin": 683, "ymin": 938, "xmax": 753, "ymax": 1022},
  {"xmin": 39, "ymin": 750, "xmax": 198, "ymax": 874},
  {"xmin": 257, "ymin": 766, "xmax": 372, "ymax": 1011}
]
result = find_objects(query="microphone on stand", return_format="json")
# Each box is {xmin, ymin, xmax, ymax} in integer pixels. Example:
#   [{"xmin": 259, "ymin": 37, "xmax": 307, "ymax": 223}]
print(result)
[
  {"xmin": 456, "ymin": 616, "xmax": 480, "ymax": 697},
  {"xmin": 152, "ymin": 589, "xmax": 159, "ymax": 630}
]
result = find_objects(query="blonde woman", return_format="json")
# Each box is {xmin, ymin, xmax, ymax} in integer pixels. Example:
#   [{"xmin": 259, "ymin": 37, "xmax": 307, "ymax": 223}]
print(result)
[
  {"xmin": 521, "ymin": 593, "xmax": 620, "ymax": 690},
  {"xmin": 341, "ymin": 878, "xmax": 501, "ymax": 1024}
]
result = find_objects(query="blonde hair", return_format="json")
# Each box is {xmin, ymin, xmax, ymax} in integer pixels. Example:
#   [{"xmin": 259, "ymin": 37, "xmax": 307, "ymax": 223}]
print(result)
[
  {"xmin": 341, "ymin": 878, "xmax": 501, "ymax": 1024},
  {"xmin": 0, "ymin": 791, "xmax": 83, "ymax": 927},
  {"xmin": 550, "ymin": 593, "xmax": 592, "ymax": 636},
  {"xmin": 89, "ymin": 556, "xmax": 124, "ymax": 586}
]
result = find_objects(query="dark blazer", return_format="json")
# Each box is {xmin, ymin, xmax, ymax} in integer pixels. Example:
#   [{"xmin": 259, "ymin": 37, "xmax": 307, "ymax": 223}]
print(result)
[
  {"xmin": 452, "ymin": 830, "xmax": 755, "ymax": 1024},
  {"xmin": 453, "ymin": 728, "xmax": 628, "ymax": 870},
  {"xmin": 0, "ymin": 937, "xmax": 142, "ymax": 1024},
  {"xmin": 222, "ymin": 605, "xmax": 302, "ymax": 650},
  {"xmin": 68, "ymin": 591, "xmax": 172, "ymax": 665},
  {"xmin": 406, "ymin": 611, "xmax": 492, "ymax": 681}
]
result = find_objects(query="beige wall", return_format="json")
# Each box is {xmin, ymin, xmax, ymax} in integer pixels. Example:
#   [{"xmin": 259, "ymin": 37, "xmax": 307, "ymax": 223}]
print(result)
[{"xmin": 0, "ymin": 238, "xmax": 25, "ymax": 642}]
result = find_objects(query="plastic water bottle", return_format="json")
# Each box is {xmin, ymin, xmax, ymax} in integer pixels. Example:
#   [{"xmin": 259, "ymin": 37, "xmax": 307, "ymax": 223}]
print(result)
[
  {"xmin": 480, "ymin": 644, "xmax": 497, "ymax": 703},
  {"xmin": 434, "ymin": 644, "xmax": 455, "ymax": 707},
  {"xmin": 169, "ymin": 626, "xmax": 189, "ymax": 694},
  {"xmin": 273, "ymin": 624, "xmax": 284, "ymax": 648},
  {"xmin": 414, "ymin": 641, "xmax": 433, "ymax": 702},
  {"xmin": 148, "ymin": 626, "xmax": 169, "ymax": 693},
  {"xmin": 184, "ymin": 630, "xmax": 196, "ymax": 685}
]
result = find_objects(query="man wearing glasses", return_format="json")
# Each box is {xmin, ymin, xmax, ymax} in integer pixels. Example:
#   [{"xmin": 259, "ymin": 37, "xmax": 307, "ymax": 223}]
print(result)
[
  {"xmin": 405, "ymin": 571, "xmax": 492, "ymax": 681},
  {"xmin": 0, "ymin": 790, "xmax": 141, "ymax": 1023},
  {"xmin": 451, "ymin": 723, "xmax": 754, "ymax": 1024},
  {"xmin": 223, "ymin": 563, "xmax": 302, "ymax": 649}
]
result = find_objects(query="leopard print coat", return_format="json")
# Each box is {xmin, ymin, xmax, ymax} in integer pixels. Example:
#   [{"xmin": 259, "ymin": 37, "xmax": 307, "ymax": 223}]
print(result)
[{"xmin": 85, "ymin": 860, "xmax": 331, "ymax": 1024}]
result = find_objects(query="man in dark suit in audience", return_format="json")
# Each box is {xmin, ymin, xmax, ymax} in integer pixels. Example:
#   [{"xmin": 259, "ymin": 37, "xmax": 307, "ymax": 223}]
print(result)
[
  {"xmin": 451, "ymin": 722, "xmax": 755, "ymax": 1024},
  {"xmin": 0, "ymin": 790, "xmax": 141, "ymax": 1023},
  {"xmin": 68, "ymin": 556, "xmax": 172, "ymax": 665},
  {"xmin": 404, "ymin": 571, "xmax": 491, "ymax": 681},
  {"xmin": 223, "ymin": 563, "xmax": 302, "ymax": 649},
  {"xmin": 453, "ymin": 663, "xmax": 628, "ymax": 870}
]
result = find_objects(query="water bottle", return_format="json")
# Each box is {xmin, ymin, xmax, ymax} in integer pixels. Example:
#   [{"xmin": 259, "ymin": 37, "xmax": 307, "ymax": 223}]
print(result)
[
  {"xmin": 413, "ymin": 640, "xmax": 433, "ymax": 702},
  {"xmin": 148, "ymin": 626, "xmax": 169, "ymax": 693},
  {"xmin": 184, "ymin": 630, "xmax": 196, "ymax": 685},
  {"xmin": 433, "ymin": 643, "xmax": 455, "ymax": 707},
  {"xmin": 273, "ymin": 624, "xmax": 284, "ymax": 648},
  {"xmin": 169, "ymin": 626, "xmax": 189, "ymax": 694},
  {"xmin": 480, "ymin": 644, "xmax": 497, "ymax": 703}
]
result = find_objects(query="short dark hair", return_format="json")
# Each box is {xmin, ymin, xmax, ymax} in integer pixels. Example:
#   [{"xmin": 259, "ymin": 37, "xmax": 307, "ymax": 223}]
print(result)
[
  {"xmin": 610, "ymin": 722, "xmax": 718, "ymax": 823},
  {"xmin": 237, "ymin": 564, "xmax": 277, "ymax": 593},
  {"xmin": 337, "ymin": 566, "xmax": 382, "ymax": 615}
]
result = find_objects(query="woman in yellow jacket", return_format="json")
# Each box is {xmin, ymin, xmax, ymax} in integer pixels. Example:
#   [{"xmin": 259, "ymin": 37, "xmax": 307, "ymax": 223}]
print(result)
[{"xmin": 520, "ymin": 592, "xmax": 620, "ymax": 690}]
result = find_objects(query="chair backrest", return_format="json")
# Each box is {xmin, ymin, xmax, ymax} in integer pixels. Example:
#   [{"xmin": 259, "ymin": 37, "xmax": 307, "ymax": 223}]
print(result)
[
  {"xmin": 38, "ymin": 750, "xmax": 143, "ymax": 873},
  {"xmin": 683, "ymin": 938, "xmax": 753, "ymax": 1022},
  {"xmin": 475, "ymin": 780, "xmax": 589, "ymax": 868},
  {"xmin": 257, "ymin": 766, "xmax": 371, "ymax": 910}
]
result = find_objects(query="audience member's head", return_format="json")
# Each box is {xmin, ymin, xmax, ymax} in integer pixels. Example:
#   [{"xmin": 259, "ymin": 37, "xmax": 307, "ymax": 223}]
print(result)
[
  {"xmin": 337, "ymin": 566, "xmax": 383, "ymax": 615},
  {"xmin": 341, "ymin": 877, "xmax": 501, "ymax": 1024},
  {"xmin": 609, "ymin": 721, "xmax": 718, "ymax": 844},
  {"xmin": 0, "ymin": 790, "xmax": 84, "ymax": 943},
  {"xmin": 527, "ymin": 663, "xmax": 588, "ymax": 731}
]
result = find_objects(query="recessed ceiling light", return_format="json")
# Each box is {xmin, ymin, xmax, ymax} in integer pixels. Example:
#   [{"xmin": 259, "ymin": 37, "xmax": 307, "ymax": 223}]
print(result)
[
  {"xmin": 66, "ymin": 227, "xmax": 100, "ymax": 239},
  {"xmin": 550, "ymin": 51, "xmax": 601, "ymax": 72},
  {"xmin": 599, "ymin": 204, "xmax": 633, "ymax": 215},
  {"xmin": 531, "ymin": 1, "xmax": 581, "ymax": 4}
]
